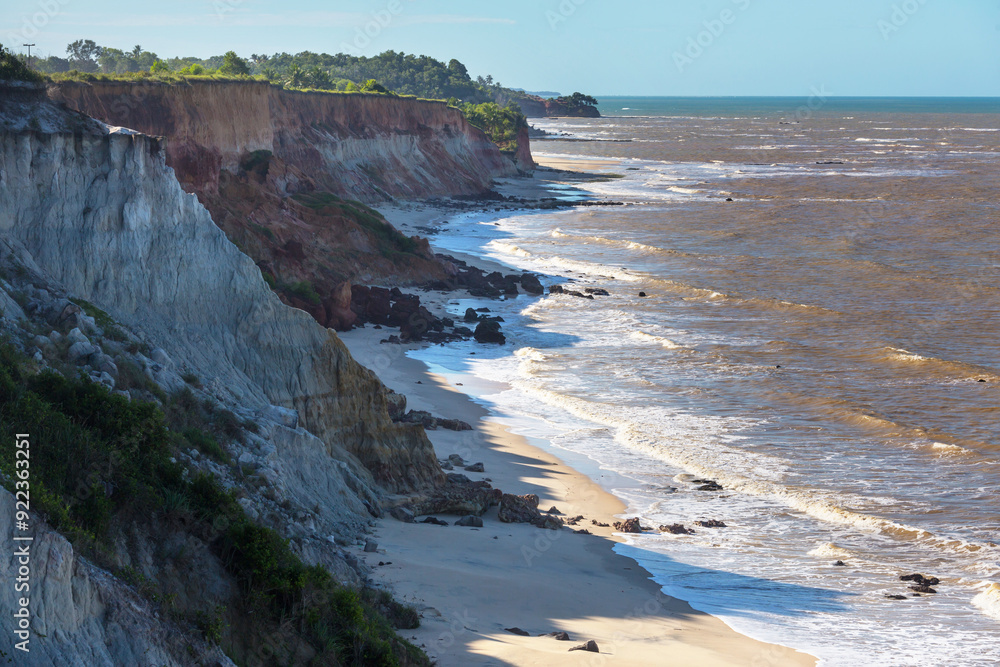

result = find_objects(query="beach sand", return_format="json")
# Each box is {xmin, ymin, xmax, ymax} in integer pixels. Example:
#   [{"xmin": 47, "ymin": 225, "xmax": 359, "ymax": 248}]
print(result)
[{"xmin": 339, "ymin": 325, "xmax": 817, "ymax": 666}]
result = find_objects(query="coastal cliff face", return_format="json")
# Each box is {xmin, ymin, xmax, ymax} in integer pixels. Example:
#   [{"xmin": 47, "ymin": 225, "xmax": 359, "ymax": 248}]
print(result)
[
  {"xmin": 46, "ymin": 80, "xmax": 523, "ymax": 318},
  {"xmin": 0, "ymin": 490, "xmax": 235, "ymax": 667},
  {"xmin": 48, "ymin": 80, "xmax": 517, "ymax": 202},
  {"xmin": 0, "ymin": 87, "xmax": 442, "ymax": 493}
]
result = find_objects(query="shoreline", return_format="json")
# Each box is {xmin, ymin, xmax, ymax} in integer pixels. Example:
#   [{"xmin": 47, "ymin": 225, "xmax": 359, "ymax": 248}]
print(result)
[
  {"xmin": 338, "ymin": 159, "xmax": 817, "ymax": 665},
  {"xmin": 340, "ymin": 329, "xmax": 816, "ymax": 666}
]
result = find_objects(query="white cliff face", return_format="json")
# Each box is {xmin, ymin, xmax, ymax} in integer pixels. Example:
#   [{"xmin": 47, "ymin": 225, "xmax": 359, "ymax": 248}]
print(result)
[
  {"xmin": 0, "ymin": 490, "xmax": 236, "ymax": 667},
  {"xmin": 0, "ymin": 89, "xmax": 442, "ymax": 493}
]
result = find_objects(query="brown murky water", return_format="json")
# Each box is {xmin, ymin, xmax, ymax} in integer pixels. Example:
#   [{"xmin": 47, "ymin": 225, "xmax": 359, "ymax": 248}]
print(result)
[{"xmin": 433, "ymin": 98, "xmax": 1000, "ymax": 664}]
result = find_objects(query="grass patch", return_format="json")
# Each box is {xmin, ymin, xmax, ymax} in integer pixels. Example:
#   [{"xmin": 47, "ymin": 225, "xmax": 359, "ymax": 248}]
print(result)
[
  {"xmin": 280, "ymin": 280, "xmax": 321, "ymax": 306},
  {"xmin": 292, "ymin": 192, "xmax": 419, "ymax": 260}
]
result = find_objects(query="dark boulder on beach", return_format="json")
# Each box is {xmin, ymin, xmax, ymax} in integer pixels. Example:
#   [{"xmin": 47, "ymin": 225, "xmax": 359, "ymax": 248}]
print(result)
[
  {"xmin": 455, "ymin": 515, "xmax": 484, "ymax": 527},
  {"xmin": 659, "ymin": 524, "xmax": 695, "ymax": 535},
  {"xmin": 584, "ymin": 288, "xmax": 610, "ymax": 296},
  {"xmin": 613, "ymin": 517, "xmax": 647, "ymax": 533},
  {"xmin": 692, "ymin": 479, "xmax": 724, "ymax": 491},
  {"xmin": 474, "ymin": 319, "xmax": 506, "ymax": 344},
  {"xmin": 909, "ymin": 584, "xmax": 937, "ymax": 594},
  {"xmin": 541, "ymin": 631, "xmax": 572, "ymax": 641},
  {"xmin": 415, "ymin": 484, "xmax": 502, "ymax": 517},
  {"xmin": 695, "ymin": 519, "xmax": 727, "ymax": 528},
  {"xmin": 569, "ymin": 640, "xmax": 600, "ymax": 653},
  {"xmin": 498, "ymin": 493, "xmax": 540, "ymax": 523},
  {"xmin": 420, "ymin": 517, "xmax": 450, "ymax": 526},
  {"xmin": 549, "ymin": 284, "xmax": 593, "ymax": 299},
  {"xmin": 638, "ymin": 291, "xmax": 647, "ymax": 297},
  {"xmin": 520, "ymin": 273, "xmax": 545, "ymax": 295},
  {"xmin": 505, "ymin": 627, "xmax": 530, "ymax": 636}
]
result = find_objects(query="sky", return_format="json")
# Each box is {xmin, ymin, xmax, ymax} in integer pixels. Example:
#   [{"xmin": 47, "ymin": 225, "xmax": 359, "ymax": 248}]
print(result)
[{"xmin": 5, "ymin": 0, "xmax": 999, "ymax": 97}]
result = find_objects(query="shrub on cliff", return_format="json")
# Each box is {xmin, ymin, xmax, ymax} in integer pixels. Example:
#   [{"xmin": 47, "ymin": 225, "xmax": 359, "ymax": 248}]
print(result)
[
  {"xmin": 461, "ymin": 101, "xmax": 528, "ymax": 154},
  {"xmin": 0, "ymin": 43, "xmax": 42, "ymax": 82}
]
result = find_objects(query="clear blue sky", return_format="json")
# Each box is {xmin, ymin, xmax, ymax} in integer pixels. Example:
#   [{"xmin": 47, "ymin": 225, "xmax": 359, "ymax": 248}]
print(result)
[{"xmin": 6, "ymin": 0, "xmax": 999, "ymax": 96}]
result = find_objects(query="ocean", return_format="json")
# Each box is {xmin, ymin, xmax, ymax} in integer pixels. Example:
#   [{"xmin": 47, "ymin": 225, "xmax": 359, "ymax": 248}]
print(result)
[{"xmin": 411, "ymin": 97, "xmax": 1000, "ymax": 665}]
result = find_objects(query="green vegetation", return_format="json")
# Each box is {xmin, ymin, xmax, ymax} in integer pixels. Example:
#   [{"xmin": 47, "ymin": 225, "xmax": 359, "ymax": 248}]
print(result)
[
  {"xmin": 0, "ymin": 338, "xmax": 427, "ymax": 665},
  {"xmin": 459, "ymin": 101, "xmax": 528, "ymax": 154},
  {"xmin": 218, "ymin": 50, "xmax": 250, "ymax": 77},
  {"xmin": 0, "ymin": 42, "xmax": 42, "ymax": 82},
  {"xmin": 282, "ymin": 280, "xmax": 322, "ymax": 305},
  {"xmin": 292, "ymin": 192, "xmax": 419, "ymax": 260}
]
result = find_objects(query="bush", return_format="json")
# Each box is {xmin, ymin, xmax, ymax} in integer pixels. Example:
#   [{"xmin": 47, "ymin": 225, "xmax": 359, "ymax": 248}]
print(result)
[
  {"xmin": 0, "ymin": 43, "xmax": 42, "ymax": 82},
  {"xmin": 283, "ymin": 280, "xmax": 321, "ymax": 305}
]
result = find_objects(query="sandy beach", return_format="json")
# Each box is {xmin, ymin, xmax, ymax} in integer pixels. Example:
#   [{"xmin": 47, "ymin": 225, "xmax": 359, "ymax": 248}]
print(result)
[
  {"xmin": 339, "ymin": 327, "xmax": 816, "ymax": 666},
  {"xmin": 337, "ymin": 169, "xmax": 818, "ymax": 665}
]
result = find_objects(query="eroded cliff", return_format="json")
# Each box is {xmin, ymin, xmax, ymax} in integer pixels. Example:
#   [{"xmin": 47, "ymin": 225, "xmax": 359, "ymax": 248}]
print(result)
[
  {"xmin": 0, "ymin": 87, "xmax": 442, "ymax": 492},
  {"xmin": 0, "ymin": 84, "xmax": 442, "ymax": 664},
  {"xmin": 48, "ymin": 80, "xmax": 517, "ymax": 201}
]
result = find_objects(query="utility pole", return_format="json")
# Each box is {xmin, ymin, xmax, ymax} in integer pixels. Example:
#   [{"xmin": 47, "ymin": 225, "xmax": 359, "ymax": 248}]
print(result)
[{"xmin": 22, "ymin": 43, "xmax": 35, "ymax": 69}]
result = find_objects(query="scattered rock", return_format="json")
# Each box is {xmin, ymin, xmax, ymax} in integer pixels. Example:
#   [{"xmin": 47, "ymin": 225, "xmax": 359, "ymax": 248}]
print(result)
[
  {"xmin": 591, "ymin": 520, "xmax": 610, "ymax": 528},
  {"xmin": 540, "ymin": 631, "xmax": 571, "ymax": 641},
  {"xmin": 613, "ymin": 518, "xmax": 647, "ymax": 533},
  {"xmin": 448, "ymin": 454, "xmax": 466, "ymax": 466},
  {"xmin": 66, "ymin": 327, "xmax": 90, "ymax": 345},
  {"xmin": 638, "ymin": 292, "xmax": 647, "ymax": 298},
  {"xmin": 909, "ymin": 584, "xmax": 937, "ymax": 594},
  {"xmin": 584, "ymin": 288, "xmax": 610, "ymax": 296},
  {"xmin": 834, "ymin": 560, "xmax": 846, "ymax": 567},
  {"xmin": 520, "ymin": 273, "xmax": 544, "ymax": 295},
  {"xmin": 565, "ymin": 515, "xmax": 584, "ymax": 525},
  {"xmin": 692, "ymin": 479, "xmax": 723, "ymax": 491},
  {"xmin": 474, "ymin": 319, "xmax": 506, "ymax": 344},
  {"xmin": 498, "ymin": 493, "xmax": 541, "ymax": 524},
  {"xmin": 454, "ymin": 515, "xmax": 484, "ymax": 528},
  {"xmin": 439, "ymin": 418, "xmax": 473, "ymax": 431},
  {"xmin": 389, "ymin": 506, "xmax": 416, "ymax": 523},
  {"xmin": 505, "ymin": 627, "xmax": 530, "ymax": 636},
  {"xmin": 546, "ymin": 506, "xmax": 561, "ymax": 515},
  {"xmin": 464, "ymin": 462, "xmax": 485, "ymax": 473},
  {"xmin": 363, "ymin": 540, "xmax": 379, "ymax": 553},
  {"xmin": 695, "ymin": 520, "xmax": 727, "ymax": 528},
  {"xmin": 420, "ymin": 517, "xmax": 449, "ymax": 526},
  {"xmin": 900, "ymin": 574, "xmax": 940, "ymax": 586},
  {"xmin": 464, "ymin": 308, "xmax": 480, "ymax": 323},
  {"xmin": 67, "ymin": 340, "xmax": 97, "ymax": 363},
  {"xmin": 549, "ymin": 284, "xmax": 593, "ymax": 299},
  {"xmin": 574, "ymin": 529, "xmax": 592, "ymax": 535},
  {"xmin": 446, "ymin": 473, "xmax": 471, "ymax": 484},
  {"xmin": 885, "ymin": 594, "xmax": 908, "ymax": 600},
  {"xmin": 569, "ymin": 640, "xmax": 599, "ymax": 653},
  {"xmin": 658, "ymin": 524, "xmax": 695, "ymax": 535}
]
